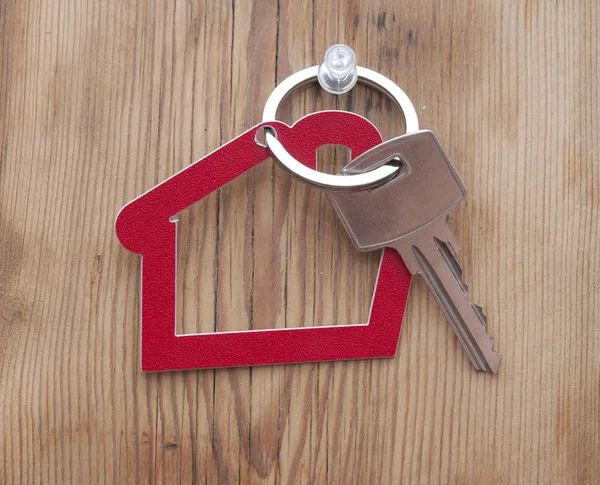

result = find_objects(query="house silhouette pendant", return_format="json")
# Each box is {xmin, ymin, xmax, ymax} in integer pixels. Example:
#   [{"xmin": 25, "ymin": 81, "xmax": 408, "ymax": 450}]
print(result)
[{"xmin": 116, "ymin": 111, "xmax": 412, "ymax": 371}]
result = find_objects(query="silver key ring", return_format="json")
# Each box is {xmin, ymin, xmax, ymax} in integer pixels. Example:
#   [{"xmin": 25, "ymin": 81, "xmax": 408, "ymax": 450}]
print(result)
[{"xmin": 262, "ymin": 65, "xmax": 419, "ymax": 191}]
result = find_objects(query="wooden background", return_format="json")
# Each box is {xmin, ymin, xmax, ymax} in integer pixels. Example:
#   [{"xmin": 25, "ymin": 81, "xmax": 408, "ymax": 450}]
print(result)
[{"xmin": 1, "ymin": 0, "xmax": 599, "ymax": 483}]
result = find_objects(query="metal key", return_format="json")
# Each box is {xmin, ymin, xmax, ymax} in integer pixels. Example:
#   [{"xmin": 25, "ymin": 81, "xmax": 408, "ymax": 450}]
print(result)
[{"xmin": 328, "ymin": 130, "xmax": 501, "ymax": 373}]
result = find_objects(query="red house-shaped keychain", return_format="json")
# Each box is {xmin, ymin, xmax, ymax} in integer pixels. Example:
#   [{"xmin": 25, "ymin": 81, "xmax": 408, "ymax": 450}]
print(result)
[{"xmin": 116, "ymin": 111, "xmax": 412, "ymax": 371}]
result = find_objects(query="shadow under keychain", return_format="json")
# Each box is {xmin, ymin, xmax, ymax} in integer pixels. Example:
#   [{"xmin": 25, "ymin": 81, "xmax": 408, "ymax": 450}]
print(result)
[{"xmin": 116, "ymin": 44, "xmax": 501, "ymax": 373}]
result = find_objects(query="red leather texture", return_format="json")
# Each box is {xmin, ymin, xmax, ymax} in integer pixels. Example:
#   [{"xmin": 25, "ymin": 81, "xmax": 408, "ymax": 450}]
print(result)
[{"xmin": 116, "ymin": 110, "xmax": 412, "ymax": 371}]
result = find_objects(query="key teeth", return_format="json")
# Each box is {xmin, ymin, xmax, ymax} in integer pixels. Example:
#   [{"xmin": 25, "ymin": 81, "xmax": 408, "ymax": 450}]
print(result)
[
  {"xmin": 423, "ymin": 226, "xmax": 501, "ymax": 373},
  {"xmin": 471, "ymin": 303, "xmax": 488, "ymax": 330},
  {"xmin": 484, "ymin": 336, "xmax": 501, "ymax": 374},
  {"xmin": 471, "ymin": 304, "xmax": 500, "ymax": 373}
]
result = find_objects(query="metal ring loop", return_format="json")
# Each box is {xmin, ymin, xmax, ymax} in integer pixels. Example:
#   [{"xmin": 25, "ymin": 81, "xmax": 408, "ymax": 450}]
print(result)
[{"xmin": 262, "ymin": 65, "xmax": 419, "ymax": 191}]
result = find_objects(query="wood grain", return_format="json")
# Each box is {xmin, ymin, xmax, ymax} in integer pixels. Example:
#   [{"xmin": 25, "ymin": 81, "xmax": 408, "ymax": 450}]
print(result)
[{"xmin": 1, "ymin": 0, "xmax": 599, "ymax": 483}]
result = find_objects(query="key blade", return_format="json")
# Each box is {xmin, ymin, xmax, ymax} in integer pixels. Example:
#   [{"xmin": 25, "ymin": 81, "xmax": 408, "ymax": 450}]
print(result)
[
  {"xmin": 395, "ymin": 219, "xmax": 501, "ymax": 373},
  {"xmin": 470, "ymin": 302, "xmax": 488, "ymax": 331},
  {"xmin": 436, "ymin": 238, "xmax": 488, "ymax": 330},
  {"xmin": 436, "ymin": 238, "xmax": 467, "ymax": 294}
]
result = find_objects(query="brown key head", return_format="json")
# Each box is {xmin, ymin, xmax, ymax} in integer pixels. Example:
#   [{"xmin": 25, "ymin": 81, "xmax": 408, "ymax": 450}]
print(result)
[{"xmin": 328, "ymin": 130, "xmax": 466, "ymax": 251}]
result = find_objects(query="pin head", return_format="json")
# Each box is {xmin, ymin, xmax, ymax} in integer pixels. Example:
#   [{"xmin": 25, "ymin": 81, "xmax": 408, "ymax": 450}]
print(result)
[{"xmin": 318, "ymin": 44, "xmax": 358, "ymax": 94}]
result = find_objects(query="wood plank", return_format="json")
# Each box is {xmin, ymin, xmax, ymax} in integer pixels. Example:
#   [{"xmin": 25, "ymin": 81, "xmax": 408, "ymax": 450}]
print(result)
[{"xmin": 0, "ymin": 0, "xmax": 598, "ymax": 483}]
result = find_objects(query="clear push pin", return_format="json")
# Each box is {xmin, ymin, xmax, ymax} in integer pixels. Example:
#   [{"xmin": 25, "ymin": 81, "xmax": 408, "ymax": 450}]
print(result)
[{"xmin": 318, "ymin": 44, "xmax": 358, "ymax": 95}]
